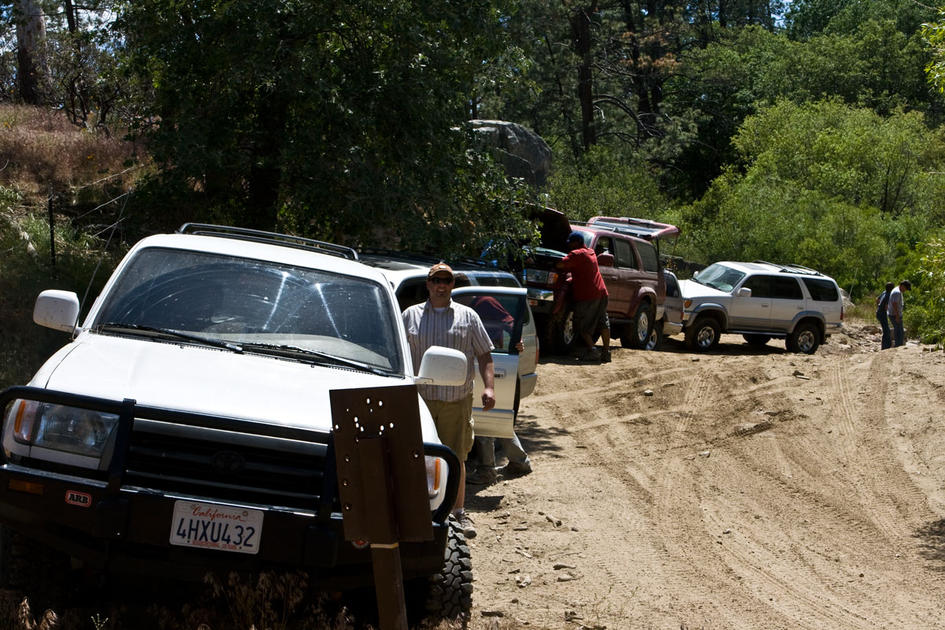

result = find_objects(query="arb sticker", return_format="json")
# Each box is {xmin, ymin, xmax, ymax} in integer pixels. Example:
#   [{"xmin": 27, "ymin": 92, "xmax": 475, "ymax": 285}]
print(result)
[{"xmin": 65, "ymin": 490, "xmax": 92, "ymax": 507}]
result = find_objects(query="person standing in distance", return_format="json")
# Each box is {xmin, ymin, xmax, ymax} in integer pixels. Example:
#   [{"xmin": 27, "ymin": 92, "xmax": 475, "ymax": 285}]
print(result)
[
  {"xmin": 402, "ymin": 263, "xmax": 495, "ymax": 539},
  {"xmin": 556, "ymin": 231, "xmax": 612, "ymax": 362},
  {"xmin": 876, "ymin": 281, "xmax": 894, "ymax": 350},
  {"xmin": 887, "ymin": 279, "xmax": 911, "ymax": 348}
]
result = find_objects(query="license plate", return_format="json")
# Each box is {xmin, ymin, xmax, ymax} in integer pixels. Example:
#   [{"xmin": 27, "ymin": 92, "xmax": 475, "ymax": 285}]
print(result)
[{"xmin": 169, "ymin": 500, "xmax": 263, "ymax": 555}]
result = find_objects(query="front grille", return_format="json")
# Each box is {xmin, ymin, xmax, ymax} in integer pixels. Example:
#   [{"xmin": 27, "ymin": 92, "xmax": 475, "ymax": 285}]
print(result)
[{"xmin": 123, "ymin": 418, "xmax": 336, "ymax": 512}]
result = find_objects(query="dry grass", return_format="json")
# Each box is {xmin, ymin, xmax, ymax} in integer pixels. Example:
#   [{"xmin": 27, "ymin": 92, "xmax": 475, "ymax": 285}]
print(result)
[
  {"xmin": 0, "ymin": 104, "xmax": 148, "ymax": 202},
  {"xmin": 0, "ymin": 571, "xmax": 479, "ymax": 630}
]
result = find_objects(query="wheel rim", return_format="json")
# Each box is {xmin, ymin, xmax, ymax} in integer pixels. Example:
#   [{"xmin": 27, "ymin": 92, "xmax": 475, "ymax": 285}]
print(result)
[
  {"xmin": 645, "ymin": 329, "xmax": 658, "ymax": 350},
  {"xmin": 796, "ymin": 329, "xmax": 816, "ymax": 353},
  {"xmin": 696, "ymin": 325, "xmax": 715, "ymax": 348},
  {"xmin": 636, "ymin": 311, "xmax": 650, "ymax": 345},
  {"xmin": 562, "ymin": 311, "xmax": 575, "ymax": 346}
]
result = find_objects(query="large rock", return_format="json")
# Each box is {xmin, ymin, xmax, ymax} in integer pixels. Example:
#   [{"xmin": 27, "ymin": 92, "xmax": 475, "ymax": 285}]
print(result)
[{"xmin": 468, "ymin": 120, "xmax": 552, "ymax": 188}]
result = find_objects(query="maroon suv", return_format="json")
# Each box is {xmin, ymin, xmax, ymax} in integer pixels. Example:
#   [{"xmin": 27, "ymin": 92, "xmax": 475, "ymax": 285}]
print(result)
[{"xmin": 521, "ymin": 211, "xmax": 680, "ymax": 353}]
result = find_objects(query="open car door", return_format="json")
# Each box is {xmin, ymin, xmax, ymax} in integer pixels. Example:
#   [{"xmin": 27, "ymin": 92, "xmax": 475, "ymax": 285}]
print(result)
[{"xmin": 451, "ymin": 286, "xmax": 534, "ymax": 439}]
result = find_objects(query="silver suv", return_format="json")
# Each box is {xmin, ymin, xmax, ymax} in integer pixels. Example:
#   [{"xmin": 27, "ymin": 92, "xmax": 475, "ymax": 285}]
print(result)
[{"xmin": 676, "ymin": 260, "xmax": 844, "ymax": 354}]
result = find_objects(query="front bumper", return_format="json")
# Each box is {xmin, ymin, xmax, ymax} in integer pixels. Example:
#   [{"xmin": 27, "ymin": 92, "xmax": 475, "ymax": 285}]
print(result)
[{"xmin": 0, "ymin": 386, "xmax": 459, "ymax": 587}]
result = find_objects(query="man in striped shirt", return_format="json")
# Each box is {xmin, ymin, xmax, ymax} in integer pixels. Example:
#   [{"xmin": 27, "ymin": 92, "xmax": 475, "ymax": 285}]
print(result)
[{"xmin": 403, "ymin": 263, "xmax": 495, "ymax": 539}]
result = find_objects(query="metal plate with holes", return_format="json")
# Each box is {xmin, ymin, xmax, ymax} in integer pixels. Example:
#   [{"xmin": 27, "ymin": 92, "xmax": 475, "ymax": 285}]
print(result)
[{"xmin": 330, "ymin": 384, "xmax": 433, "ymax": 543}]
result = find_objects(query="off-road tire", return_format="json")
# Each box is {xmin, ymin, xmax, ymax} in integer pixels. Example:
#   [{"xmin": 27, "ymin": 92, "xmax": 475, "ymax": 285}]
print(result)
[
  {"xmin": 644, "ymin": 319, "xmax": 664, "ymax": 351},
  {"xmin": 743, "ymin": 334, "xmax": 772, "ymax": 348},
  {"xmin": 408, "ymin": 517, "xmax": 473, "ymax": 624},
  {"xmin": 620, "ymin": 302, "xmax": 652, "ymax": 349},
  {"xmin": 787, "ymin": 322, "xmax": 820, "ymax": 354},
  {"xmin": 685, "ymin": 316, "xmax": 721, "ymax": 351}
]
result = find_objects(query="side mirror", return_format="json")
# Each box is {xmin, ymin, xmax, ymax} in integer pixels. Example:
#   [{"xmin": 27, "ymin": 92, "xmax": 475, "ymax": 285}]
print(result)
[
  {"xmin": 33, "ymin": 290, "xmax": 80, "ymax": 333},
  {"xmin": 416, "ymin": 345, "xmax": 467, "ymax": 386},
  {"xmin": 597, "ymin": 252, "xmax": 615, "ymax": 267},
  {"xmin": 737, "ymin": 287, "xmax": 752, "ymax": 298}
]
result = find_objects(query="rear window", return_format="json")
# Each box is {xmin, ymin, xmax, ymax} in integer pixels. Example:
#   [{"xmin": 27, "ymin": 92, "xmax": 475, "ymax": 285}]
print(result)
[
  {"xmin": 803, "ymin": 278, "xmax": 839, "ymax": 301},
  {"xmin": 636, "ymin": 241, "xmax": 659, "ymax": 273}
]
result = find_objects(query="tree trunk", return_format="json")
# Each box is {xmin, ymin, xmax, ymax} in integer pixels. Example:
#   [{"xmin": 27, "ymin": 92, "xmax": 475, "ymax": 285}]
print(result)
[
  {"xmin": 15, "ymin": 0, "xmax": 50, "ymax": 105},
  {"xmin": 570, "ymin": 5, "xmax": 598, "ymax": 152}
]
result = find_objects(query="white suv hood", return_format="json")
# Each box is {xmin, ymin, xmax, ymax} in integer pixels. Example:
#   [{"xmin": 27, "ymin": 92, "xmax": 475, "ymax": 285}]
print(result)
[
  {"xmin": 32, "ymin": 334, "xmax": 434, "ymax": 436},
  {"xmin": 678, "ymin": 279, "xmax": 730, "ymax": 299}
]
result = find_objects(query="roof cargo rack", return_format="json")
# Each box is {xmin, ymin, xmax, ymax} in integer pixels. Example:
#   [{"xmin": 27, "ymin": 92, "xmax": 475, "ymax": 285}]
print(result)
[
  {"xmin": 177, "ymin": 223, "xmax": 359, "ymax": 261},
  {"xmin": 752, "ymin": 260, "xmax": 824, "ymax": 276},
  {"xmin": 586, "ymin": 216, "xmax": 680, "ymax": 241}
]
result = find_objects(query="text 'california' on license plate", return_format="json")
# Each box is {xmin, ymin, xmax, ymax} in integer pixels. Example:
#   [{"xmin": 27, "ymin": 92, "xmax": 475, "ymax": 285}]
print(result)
[{"xmin": 169, "ymin": 500, "xmax": 264, "ymax": 555}]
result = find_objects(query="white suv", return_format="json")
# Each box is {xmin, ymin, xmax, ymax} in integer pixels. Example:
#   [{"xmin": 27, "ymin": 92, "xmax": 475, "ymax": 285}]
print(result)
[
  {"xmin": 676, "ymin": 260, "xmax": 844, "ymax": 354},
  {"xmin": 0, "ymin": 224, "xmax": 475, "ymax": 620}
]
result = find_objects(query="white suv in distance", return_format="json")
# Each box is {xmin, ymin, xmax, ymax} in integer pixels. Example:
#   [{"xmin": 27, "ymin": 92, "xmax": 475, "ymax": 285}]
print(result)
[{"xmin": 677, "ymin": 260, "xmax": 843, "ymax": 354}]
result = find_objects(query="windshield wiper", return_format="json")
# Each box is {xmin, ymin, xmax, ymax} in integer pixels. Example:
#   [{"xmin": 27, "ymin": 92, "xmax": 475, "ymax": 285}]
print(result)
[
  {"xmin": 94, "ymin": 322, "xmax": 244, "ymax": 352},
  {"xmin": 239, "ymin": 342, "xmax": 391, "ymax": 376}
]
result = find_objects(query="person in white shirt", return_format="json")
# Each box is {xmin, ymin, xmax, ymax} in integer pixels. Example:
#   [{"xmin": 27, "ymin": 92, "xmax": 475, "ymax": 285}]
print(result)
[{"xmin": 886, "ymin": 280, "xmax": 911, "ymax": 347}]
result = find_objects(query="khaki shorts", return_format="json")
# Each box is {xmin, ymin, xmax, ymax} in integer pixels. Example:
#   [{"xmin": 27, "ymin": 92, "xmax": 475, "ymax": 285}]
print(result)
[{"xmin": 424, "ymin": 395, "xmax": 474, "ymax": 458}]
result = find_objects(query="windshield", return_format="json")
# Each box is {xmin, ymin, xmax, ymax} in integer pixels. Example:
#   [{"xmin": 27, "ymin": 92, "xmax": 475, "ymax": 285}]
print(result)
[
  {"xmin": 692, "ymin": 263, "xmax": 746, "ymax": 293},
  {"xmin": 93, "ymin": 247, "xmax": 403, "ymax": 373}
]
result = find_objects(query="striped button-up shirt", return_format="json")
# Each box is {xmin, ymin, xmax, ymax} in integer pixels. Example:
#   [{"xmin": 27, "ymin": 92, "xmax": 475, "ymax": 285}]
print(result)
[{"xmin": 403, "ymin": 300, "xmax": 494, "ymax": 402}]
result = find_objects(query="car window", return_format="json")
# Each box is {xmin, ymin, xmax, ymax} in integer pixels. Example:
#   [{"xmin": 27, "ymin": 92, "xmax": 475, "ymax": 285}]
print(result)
[
  {"xmin": 613, "ymin": 238, "xmax": 638, "ymax": 270},
  {"xmin": 666, "ymin": 274, "xmax": 681, "ymax": 298},
  {"xmin": 396, "ymin": 278, "xmax": 428, "ymax": 310},
  {"xmin": 742, "ymin": 275, "xmax": 772, "ymax": 298},
  {"xmin": 803, "ymin": 278, "xmax": 839, "ymax": 301},
  {"xmin": 453, "ymin": 292, "xmax": 525, "ymax": 354},
  {"xmin": 694, "ymin": 263, "xmax": 746, "ymax": 292},
  {"xmin": 95, "ymin": 247, "xmax": 403, "ymax": 371},
  {"xmin": 595, "ymin": 237, "xmax": 613, "ymax": 257},
  {"xmin": 636, "ymin": 241, "xmax": 659, "ymax": 273},
  {"xmin": 770, "ymin": 276, "xmax": 803, "ymax": 300}
]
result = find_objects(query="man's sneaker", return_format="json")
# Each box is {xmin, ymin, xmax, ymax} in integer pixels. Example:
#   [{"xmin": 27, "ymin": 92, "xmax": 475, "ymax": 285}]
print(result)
[
  {"xmin": 499, "ymin": 461, "xmax": 532, "ymax": 478},
  {"xmin": 453, "ymin": 511, "xmax": 477, "ymax": 539},
  {"xmin": 466, "ymin": 466, "xmax": 498, "ymax": 486},
  {"xmin": 600, "ymin": 349, "xmax": 612, "ymax": 363},
  {"xmin": 577, "ymin": 347, "xmax": 601, "ymax": 363}
]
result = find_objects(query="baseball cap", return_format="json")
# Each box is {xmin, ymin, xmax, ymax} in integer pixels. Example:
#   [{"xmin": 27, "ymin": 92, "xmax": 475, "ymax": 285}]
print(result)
[
  {"xmin": 428, "ymin": 262, "xmax": 454, "ymax": 279},
  {"xmin": 567, "ymin": 231, "xmax": 585, "ymax": 244}
]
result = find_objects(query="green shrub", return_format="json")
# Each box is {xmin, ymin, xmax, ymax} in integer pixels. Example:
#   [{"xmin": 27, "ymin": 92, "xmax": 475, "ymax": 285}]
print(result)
[{"xmin": 903, "ymin": 236, "xmax": 945, "ymax": 344}]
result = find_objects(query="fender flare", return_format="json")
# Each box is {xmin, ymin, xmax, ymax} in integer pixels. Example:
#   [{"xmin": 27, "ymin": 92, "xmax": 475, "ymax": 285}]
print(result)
[{"xmin": 686, "ymin": 304, "xmax": 728, "ymax": 330}]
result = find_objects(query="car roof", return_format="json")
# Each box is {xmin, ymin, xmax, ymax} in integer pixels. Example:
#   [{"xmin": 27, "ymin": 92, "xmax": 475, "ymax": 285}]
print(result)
[
  {"xmin": 586, "ymin": 216, "xmax": 681, "ymax": 241},
  {"xmin": 711, "ymin": 260, "xmax": 835, "ymax": 280},
  {"xmin": 130, "ymin": 231, "xmax": 391, "ymax": 286},
  {"xmin": 570, "ymin": 225, "xmax": 651, "ymax": 246},
  {"xmin": 359, "ymin": 252, "xmax": 521, "ymax": 287}
]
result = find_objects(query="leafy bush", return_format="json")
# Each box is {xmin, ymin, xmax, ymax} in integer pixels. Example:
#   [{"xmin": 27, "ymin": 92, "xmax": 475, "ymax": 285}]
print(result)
[
  {"xmin": 679, "ymin": 99, "xmax": 945, "ymax": 299},
  {"xmin": 903, "ymin": 236, "xmax": 945, "ymax": 345}
]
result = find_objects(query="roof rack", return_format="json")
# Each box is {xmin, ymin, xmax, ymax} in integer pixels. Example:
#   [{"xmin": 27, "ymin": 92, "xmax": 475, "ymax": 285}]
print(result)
[
  {"xmin": 753, "ymin": 260, "xmax": 823, "ymax": 276},
  {"xmin": 358, "ymin": 248, "xmax": 491, "ymax": 270},
  {"xmin": 585, "ymin": 216, "xmax": 681, "ymax": 241},
  {"xmin": 177, "ymin": 223, "xmax": 359, "ymax": 261}
]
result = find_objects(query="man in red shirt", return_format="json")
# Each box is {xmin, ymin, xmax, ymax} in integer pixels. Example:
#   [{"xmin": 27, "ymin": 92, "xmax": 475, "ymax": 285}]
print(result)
[{"xmin": 556, "ymin": 231, "xmax": 611, "ymax": 362}]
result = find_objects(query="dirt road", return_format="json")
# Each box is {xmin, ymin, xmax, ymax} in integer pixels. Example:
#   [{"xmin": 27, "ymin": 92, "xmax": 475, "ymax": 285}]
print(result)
[{"xmin": 465, "ymin": 322, "xmax": 945, "ymax": 629}]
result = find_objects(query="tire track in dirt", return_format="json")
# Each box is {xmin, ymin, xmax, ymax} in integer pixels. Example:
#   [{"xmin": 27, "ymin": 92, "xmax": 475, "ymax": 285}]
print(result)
[{"xmin": 470, "ymin": 335, "xmax": 945, "ymax": 629}]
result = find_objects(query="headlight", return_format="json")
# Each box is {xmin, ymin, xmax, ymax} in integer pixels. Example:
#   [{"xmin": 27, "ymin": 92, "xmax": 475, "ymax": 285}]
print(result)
[{"xmin": 4, "ymin": 399, "xmax": 120, "ymax": 469}]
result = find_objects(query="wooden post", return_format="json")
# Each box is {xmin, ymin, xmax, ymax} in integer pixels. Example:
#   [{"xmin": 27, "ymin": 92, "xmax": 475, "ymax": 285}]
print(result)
[
  {"xmin": 330, "ymin": 385, "xmax": 433, "ymax": 630},
  {"xmin": 48, "ymin": 192, "xmax": 55, "ymax": 267}
]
